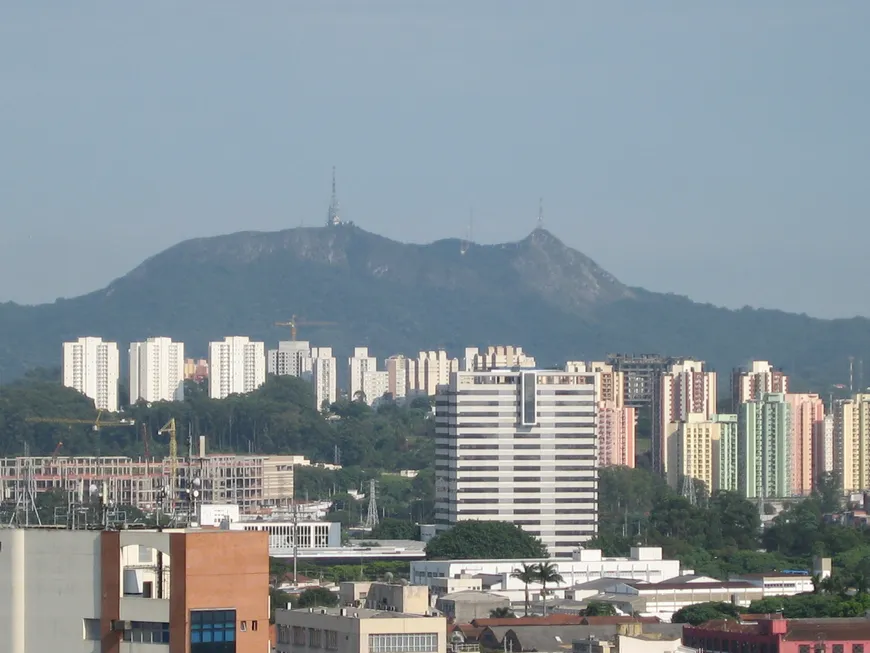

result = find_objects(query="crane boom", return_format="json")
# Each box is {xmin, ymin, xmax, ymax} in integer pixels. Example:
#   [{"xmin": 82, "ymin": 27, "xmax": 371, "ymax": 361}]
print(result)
[{"xmin": 275, "ymin": 314, "xmax": 336, "ymax": 341}]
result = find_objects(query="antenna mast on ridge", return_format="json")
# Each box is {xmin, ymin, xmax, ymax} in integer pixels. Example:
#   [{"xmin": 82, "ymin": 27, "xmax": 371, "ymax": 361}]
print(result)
[
  {"xmin": 365, "ymin": 479, "xmax": 379, "ymax": 529},
  {"xmin": 327, "ymin": 167, "xmax": 342, "ymax": 226},
  {"xmin": 537, "ymin": 198, "xmax": 544, "ymax": 229}
]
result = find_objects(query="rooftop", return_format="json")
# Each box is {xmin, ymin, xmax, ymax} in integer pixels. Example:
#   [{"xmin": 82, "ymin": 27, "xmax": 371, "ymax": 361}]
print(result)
[{"xmin": 290, "ymin": 607, "xmax": 432, "ymax": 620}]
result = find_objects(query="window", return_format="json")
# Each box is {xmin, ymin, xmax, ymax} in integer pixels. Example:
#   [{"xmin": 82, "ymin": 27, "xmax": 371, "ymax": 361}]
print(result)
[
  {"xmin": 326, "ymin": 630, "xmax": 339, "ymax": 650},
  {"xmin": 83, "ymin": 618, "xmax": 101, "ymax": 641},
  {"xmin": 252, "ymin": 621, "xmax": 258, "ymax": 632},
  {"xmin": 369, "ymin": 633, "xmax": 439, "ymax": 653},
  {"xmin": 800, "ymin": 647, "xmax": 810, "ymax": 653},
  {"xmin": 121, "ymin": 621, "xmax": 170, "ymax": 644},
  {"xmin": 293, "ymin": 626, "xmax": 306, "ymax": 645},
  {"xmin": 854, "ymin": 646, "xmax": 865, "ymax": 653},
  {"xmin": 309, "ymin": 628, "xmax": 323, "ymax": 648},
  {"xmin": 190, "ymin": 609, "xmax": 236, "ymax": 653},
  {"xmin": 833, "ymin": 646, "xmax": 844, "ymax": 653}
]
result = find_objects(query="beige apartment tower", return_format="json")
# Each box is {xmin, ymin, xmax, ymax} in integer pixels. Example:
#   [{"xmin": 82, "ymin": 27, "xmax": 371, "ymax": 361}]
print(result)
[{"xmin": 834, "ymin": 394, "xmax": 870, "ymax": 494}]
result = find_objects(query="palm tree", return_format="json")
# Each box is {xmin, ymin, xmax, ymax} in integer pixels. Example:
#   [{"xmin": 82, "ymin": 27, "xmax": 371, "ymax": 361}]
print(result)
[
  {"xmin": 536, "ymin": 562, "xmax": 564, "ymax": 616},
  {"xmin": 511, "ymin": 563, "xmax": 538, "ymax": 616}
]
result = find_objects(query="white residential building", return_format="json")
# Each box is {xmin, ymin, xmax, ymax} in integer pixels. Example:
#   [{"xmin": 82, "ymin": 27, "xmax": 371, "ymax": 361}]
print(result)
[
  {"xmin": 416, "ymin": 350, "xmax": 459, "ymax": 395},
  {"xmin": 463, "ymin": 345, "xmax": 536, "ymax": 371},
  {"xmin": 349, "ymin": 346, "xmax": 385, "ymax": 404},
  {"xmin": 208, "ymin": 336, "xmax": 266, "ymax": 399},
  {"xmin": 128, "ymin": 337, "xmax": 185, "ymax": 403},
  {"xmin": 62, "ymin": 337, "xmax": 120, "ymax": 412},
  {"xmin": 435, "ymin": 369, "xmax": 598, "ymax": 557},
  {"xmin": 268, "ymin": 341, "xmax": 312, "ymax": 377},
  {"xmin": 411, "ymin": 547, "xmax": 681, "ymax": 604},
  {"xmin": 386, "ymin": 355, "xmax": 409, "ymax": 399},
  {"xmin": 312, "ymin": 347, "xmax": 338, "ymax": 409}
]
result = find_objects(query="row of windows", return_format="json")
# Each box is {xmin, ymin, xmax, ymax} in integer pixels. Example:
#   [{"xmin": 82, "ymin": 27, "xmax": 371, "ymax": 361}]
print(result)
[{"xmin": 369, "ymin": 633, "xmax": 439, "ymax": 653}]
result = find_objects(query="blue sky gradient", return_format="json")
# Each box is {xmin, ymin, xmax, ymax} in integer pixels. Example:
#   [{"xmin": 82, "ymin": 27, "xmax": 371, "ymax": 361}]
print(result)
[{"xmin": 1, "ymin": 2, "xmax": 868, "ymax": 316}]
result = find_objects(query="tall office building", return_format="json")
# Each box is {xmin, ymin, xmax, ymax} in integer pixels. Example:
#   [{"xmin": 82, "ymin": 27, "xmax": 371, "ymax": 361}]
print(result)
[
  {"xmin": 833, "ymin": 395, "xmax": 870, "ymax": 494},
  {"xmin": 652, "ymin": 360, "xmax": 717, "ymax": 475},
  {"xmin": 311, "ymin": 347, "xmax": 338, "ymax": 410},
  {"xmin": 416, "ymin": 350, "xmax": 459, "ymax": 395},
  {"xmin": 739, "ymin": 393, "xmax": 792, "ymax": 498},
  {"xmin": 268, "ymin": 341, "xmax": 312, "ymax": 377},
  {"xmin": 731, "ymin": 361, "xmax": 789, "ymax": 410},
  {"xmin": 435, "ymin": 369, "xmax": 598, "ymax": 557},
  {"xmin": 208, "ymin": 336, "xmax": 266, "ymax": 400},
  {"xmin": 463, "ymin": 345, "xmax": 536, "ymax": 371},
  {"xmin": 786, "ymin": 393, "xmax": 825, "ymax": 495},
  {"xmin": 385, "ymin": 355, "xmax": 409, "ymax": 399},
  {"xmin": 62, "ymin": 337, "xmax": 120, "ymax": 412},
  {"xmin": 665, "ymin": 413, "xmax": 718, "ymax": 494},
  {"xmin": 129, "ymin": 337, "xmax": 185, "ymax": 404},
  {"xmin": 714, "ymin": 414, "xmax": 739, "ymax": 492}
]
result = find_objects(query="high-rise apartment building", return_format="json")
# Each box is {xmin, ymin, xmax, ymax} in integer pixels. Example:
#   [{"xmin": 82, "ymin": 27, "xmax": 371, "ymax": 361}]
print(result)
[
  {"xmin": 714, "ymin": 414, "xmax": 739, "ymax": 493},
  {"xmin": 739, "ymin": 393, "xmax": 792, "ymax": 498},
  {"xmin": 386, "ymin": 355, "xmax": 409, "ymax": 399},
  {"xmin": 605, "ymin": 353, "xmax": 683, "ymax": 409},
  {"xmin": 416, "ymin": 350, "xmax": 459, "ymax": 395},
  {"xmin": 652, "ymin": 360, "xmax": 717, "ymax": 475},
  {"xmin": 565, "ymin": 361, "xmax": 625, "ymax": 407},
  {"xmin": 311, "ymin": 347, "xmax": 338, "ymax": 409},
  {"xmin": 183, "ymin": 358, "xmax": 209, "ymax": 381},
  {"xmin": 731, "ymin": 361, "xmax": 789, "ymax": 410},
  {"xmin": 786, "ymin": 393, "xmax": 825, "ymax": 495},
  {"xmin": 814, "ymin": 414, "xmax": 835, "ymax": 484},
  {"xmin": 833, "ymin": 395, "xmax": 870, "ymax": 494},
  {"xmin": 666, "ymin": 413, "xmax": 718, "ymax": 494},
  {"xmin": 463, "ymin": 345, "xmax": 536, "ymax": 371},
  {"xmin": 348, "ymin": 346, "xmax": 388, "ymax": 404},
  {"xmin": 62, "ymin": 337, "xmax": 120, "ymax": 412},
  {"xmin": 268, "ymin": 340, "xmax": 312, "ymax": 377},
  {"xmin": 207, "ymin": 336, "xmax": 266, "ymax": 399},
  {"xmin": 597, "ymin": 401, "xmax": 636, "ymax": 468},
  {"xmin": 435, "ymin": 369, "xmax": 598, "ymax": 557},
  {"xmin": 129, "ymin": 337, "xmax": 185, "ymax": 404}
]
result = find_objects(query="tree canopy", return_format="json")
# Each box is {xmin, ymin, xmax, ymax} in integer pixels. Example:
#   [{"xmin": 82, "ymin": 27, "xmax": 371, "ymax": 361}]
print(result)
[
  {"xmin": 296, "ymin": 587, "xmax": 339, "ymax": 608},
  {"xmin": 672, "ymin": 602, "xmax": 741, "ymax": 625},
  {"xmin": 425, "ymin": 521, "xmax": 548, "ymax": 560}
]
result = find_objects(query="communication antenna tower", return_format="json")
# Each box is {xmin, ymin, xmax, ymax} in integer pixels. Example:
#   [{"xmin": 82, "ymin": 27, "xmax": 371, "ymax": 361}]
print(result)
[
  {"xmin": 327, "ymin": 166, "xmax": 341, "ymax": 226},
  {"xmin": 537, "ymin": 197, "xmax": 544, "ymax": 229},
  {"xmin": 850, "ymin": 356, "xmax": 855, "ymax": 394},
  {"xmin": 460, "ymin": 209, "xmax": 473, "ymax": 255},
  {"xmin": 365, "ymin": 479, "xmax": 379, "ymax": 529}
]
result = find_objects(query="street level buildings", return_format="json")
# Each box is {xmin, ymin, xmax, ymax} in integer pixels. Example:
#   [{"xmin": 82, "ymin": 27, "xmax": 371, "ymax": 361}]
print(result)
[
  {"xmin": 0, "ymin": 527, "xmax": 270, "ymax": 653},
  {"xmin": 62, "ymin": 336, "xmax": 120, "ymax": 412},
  {"xmin": 208, "ymin": 336, "xmax": 266, "ymax": 399},
  {"xmin": 434, "ymin": 369, "xmax": 598, "ymax": 557},
  {"xmin": 129, "ymin": 337, "xmax": 185, "ymax": 403}
]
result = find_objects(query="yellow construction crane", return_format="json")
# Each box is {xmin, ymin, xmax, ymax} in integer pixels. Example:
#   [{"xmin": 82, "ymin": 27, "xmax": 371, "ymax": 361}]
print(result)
[
  {"xmin": 275, "ymin": 314, "xmax": 336, "ymax": 341},
  {"xmin": 158, "ymin": 418, "xmax": 177, "ymax": 502}
]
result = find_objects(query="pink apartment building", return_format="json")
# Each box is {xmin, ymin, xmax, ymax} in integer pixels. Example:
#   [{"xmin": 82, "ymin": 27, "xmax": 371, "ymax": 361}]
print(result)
[
  {"xmin": 786, "ymin": 393, "xmax": 825, "ymax": 495},
  {"xmin": 598, "ymin": 401, "xmax": 636, "ymax": 467}
]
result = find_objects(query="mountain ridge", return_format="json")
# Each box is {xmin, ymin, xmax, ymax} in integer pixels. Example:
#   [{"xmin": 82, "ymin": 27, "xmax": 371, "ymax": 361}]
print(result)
[{"xmin": 0, "ymin": 224, "xmax": 867, "ymax": 390}]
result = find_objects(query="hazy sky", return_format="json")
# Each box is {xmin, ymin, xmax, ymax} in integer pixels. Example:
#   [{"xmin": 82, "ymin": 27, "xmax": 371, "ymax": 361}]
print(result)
[{"xmin": 2, "ymin": 3, "xmax": 868, "ymax": 317}]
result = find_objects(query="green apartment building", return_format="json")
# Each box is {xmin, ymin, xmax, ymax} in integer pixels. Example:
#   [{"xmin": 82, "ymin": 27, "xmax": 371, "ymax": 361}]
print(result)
[{"xmin": 738, "ymin": 393, "xmax": 792, "ymax": 498}]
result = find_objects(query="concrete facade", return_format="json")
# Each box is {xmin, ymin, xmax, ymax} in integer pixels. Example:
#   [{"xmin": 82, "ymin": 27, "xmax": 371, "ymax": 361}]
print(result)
[
  {"xmin": 63, "ymin": 336, "xmax": 120, "ymax": 412},
  {"xmin": 207, "ymin": 336, "xmax": 266, "ymax": 399},
  {"xmin": 129, "ymin": 337, "xmax": 185, "ymax": 404},
  {"xmin": 311, "ymin": 347, "xmax": 338, "ymax": 409},
  {"xmin": 275, "ymin": 607, "xmax": 447, "ymax": 653},
  {"xmin": 731, "ymin": 360, "xmax": 789, "ymax": 410},
  {"xmin": 434, "ymin": 369, "xmax": 598, "ymax": 557},
  {"xmin": 0, "ymin": 527, "xmax": 269, "ymax": 653},
  {"xmin": 713, "ymin": 414, "xmax": 739, "ymax": 492},
  {"xmin": 739, "ymin": 393, "xmax": 792, "ymax": 498},
  {"xmin": 834, "ymin": 394, "xmax": 870, "ymax": 494},
  {"xmin": 785, "ymin": 393, "xmax": 825, "ymax": 495},
  {"xmin": 268, "ymin": 341, "xmax": 313, "ymax": 378}
]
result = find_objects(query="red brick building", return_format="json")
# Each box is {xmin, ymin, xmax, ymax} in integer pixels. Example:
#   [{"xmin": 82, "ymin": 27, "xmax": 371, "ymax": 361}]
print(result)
[{"xmin": 683, "ymin": 616, "xmax": 870, "ymax": 653}]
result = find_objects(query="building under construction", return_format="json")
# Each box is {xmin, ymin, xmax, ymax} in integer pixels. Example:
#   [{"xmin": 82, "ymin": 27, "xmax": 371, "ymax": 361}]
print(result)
[{"xmin": 0, "ymin": 450, "xmax": 297, "ymax": 516}]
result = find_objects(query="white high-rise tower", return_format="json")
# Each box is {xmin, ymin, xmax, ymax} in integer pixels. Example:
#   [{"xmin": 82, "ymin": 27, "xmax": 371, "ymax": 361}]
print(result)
[
  {"xmin": 435, "ymin": 368, "xmax": 598, "ymax": 557},
  {"xmin": 208, "ymin": 336, "xmax": 266, "ymax": 399},
  {"xmin": 62, "ymin": 337, "xmax": 120, "ymax": 412},
  {"xmin": 129, "ymin": 337, "xmax": 185, "ymax": 403}
]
